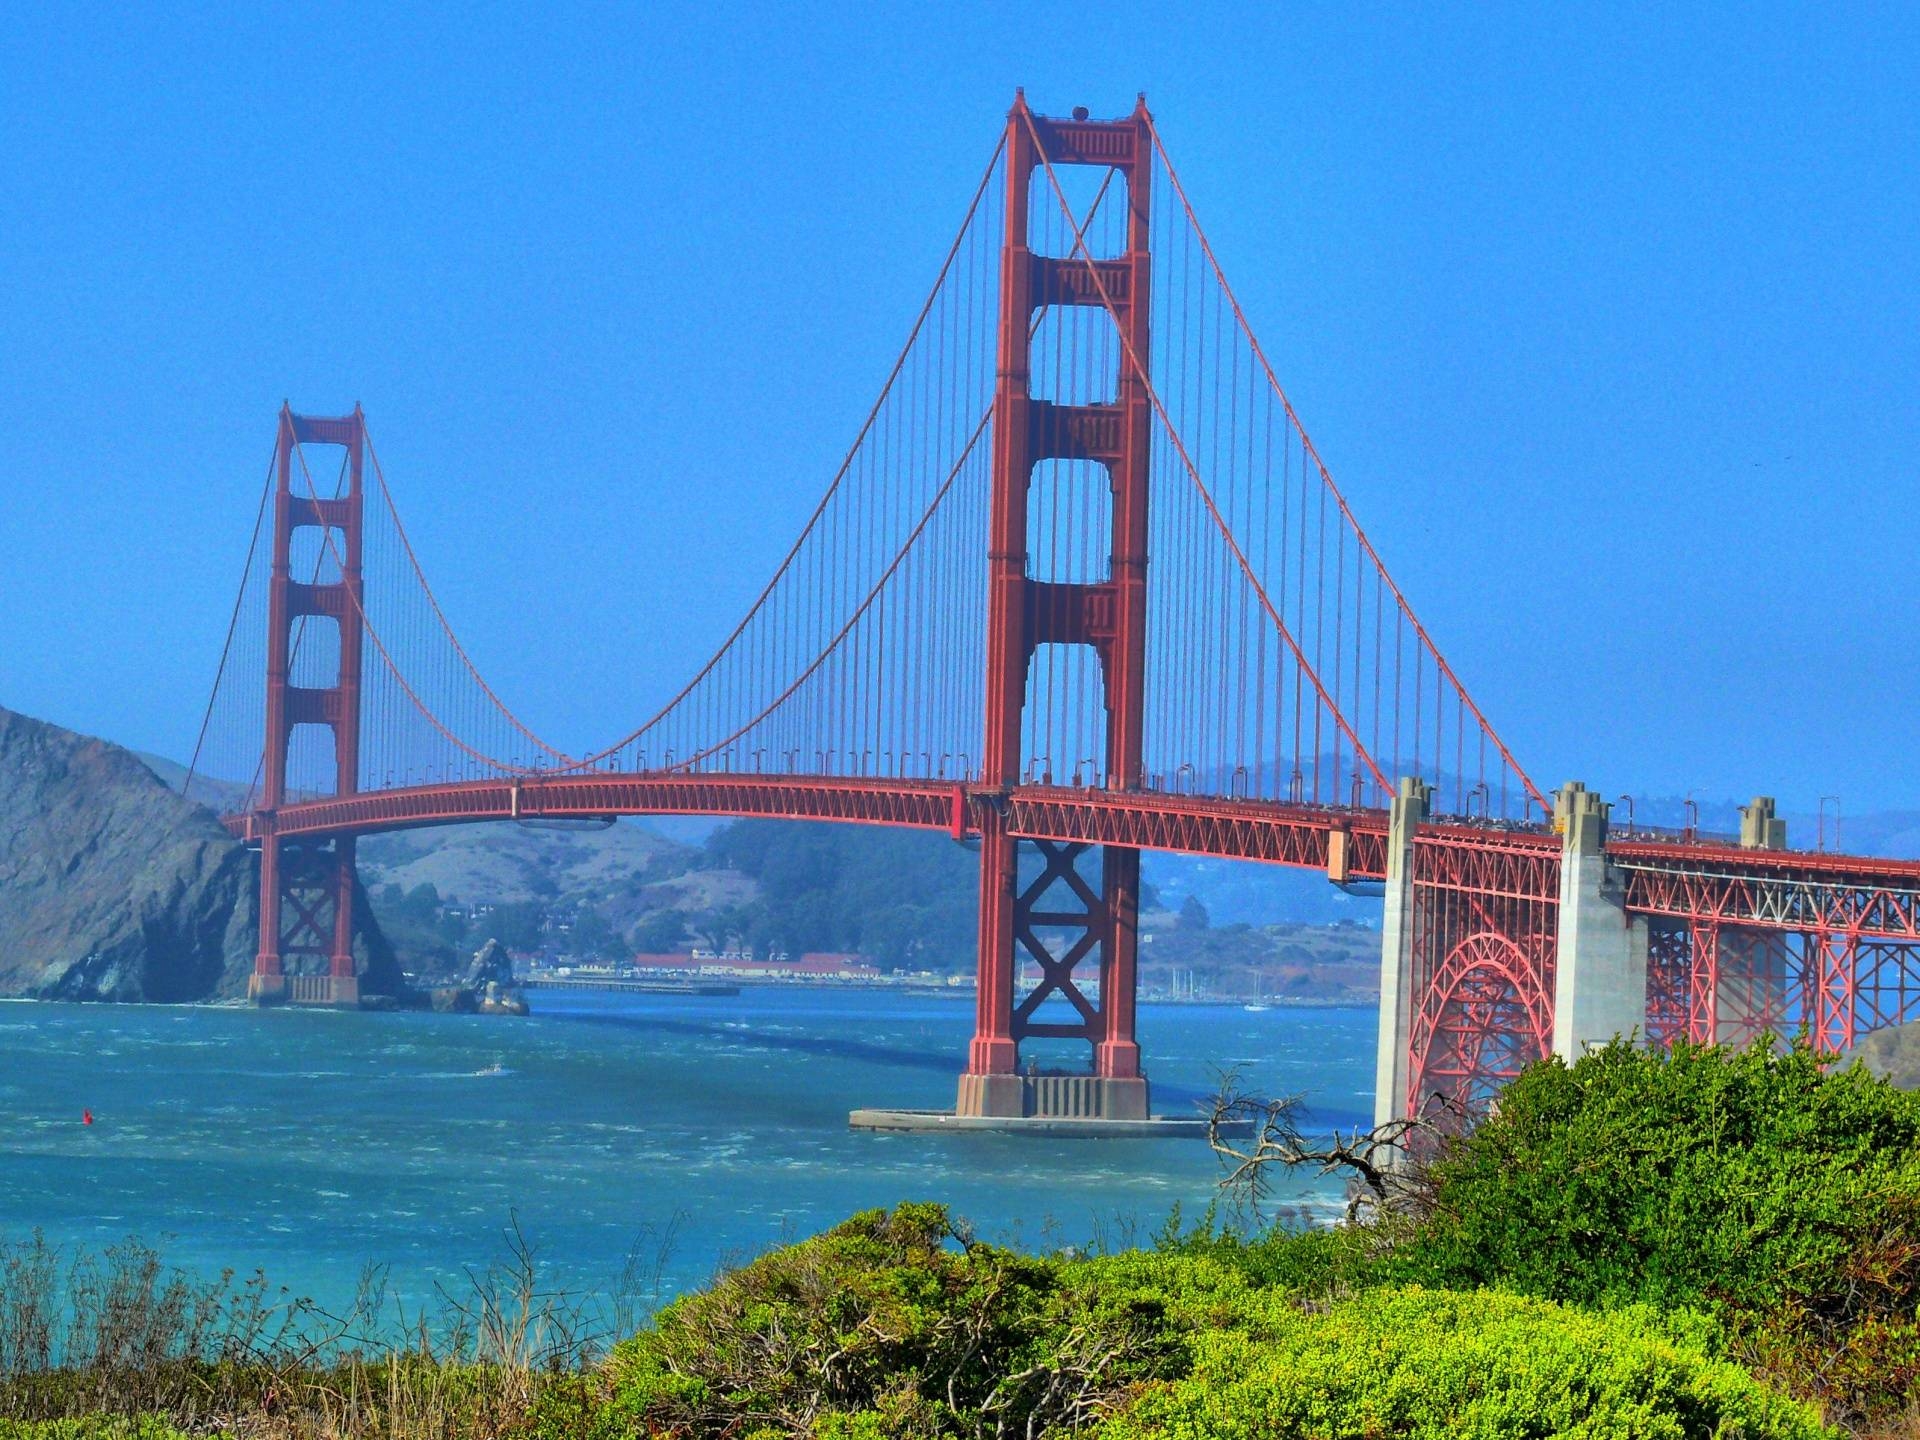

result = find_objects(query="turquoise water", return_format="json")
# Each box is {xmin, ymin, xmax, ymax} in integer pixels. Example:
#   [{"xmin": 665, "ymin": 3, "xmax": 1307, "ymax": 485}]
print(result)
[{"xmin": 0, "ymin": 992, "xmax": 1376, "ymax": 1312}]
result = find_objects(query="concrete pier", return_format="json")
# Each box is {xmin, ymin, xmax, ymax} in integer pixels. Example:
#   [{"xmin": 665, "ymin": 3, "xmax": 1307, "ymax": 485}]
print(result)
[
  {"xmin": 955, "ymin": 1073, "xmax": 1150, "ymax": 1122},
  {"xmin": 1373, "ymin": 778, "xmax": 1431, "ymax": 1128},
  {"xmin": 1551, "ymin": 782, "xmax": 1648, "ymax": 1061},
  {"xmin": 246, "ymin": 972, "xmax": 360, "ymax": 1009},
  {"xmin": 878, "ymin": 1070, "xmax": 1181, "ymax": 1135},
  {"xmin": 849, "ymin": 1106, "xmax": 1232, "ymax": 1138}
]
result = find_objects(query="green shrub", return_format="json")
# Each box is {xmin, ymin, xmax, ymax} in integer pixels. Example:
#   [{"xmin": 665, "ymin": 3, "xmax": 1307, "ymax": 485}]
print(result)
[
  {"xmin": 604, "ymin": 1203, "xmax": 1052, "ymax": 1438},
  {"xmin": 1396, "ymin": 1040, "xmax": 1920, "ymax": 1322},
  {"xmin": 602, "ymin": 1206, "xmax": 1279, "ymax": 1439},
  {"xmin": 1096, "ymin": 1285, "xmax": 1834, "ymax": 1440},
  {"xmin": 1349, "ymin": 1038, "xmax": 1920, "ymax": 1424},
  {"xmin": 1154, "ymin": 1209, "xmax": 1385, "ymax": 1299}
]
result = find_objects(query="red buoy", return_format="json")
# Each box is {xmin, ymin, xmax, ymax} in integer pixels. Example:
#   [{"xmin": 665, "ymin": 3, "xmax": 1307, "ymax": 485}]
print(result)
[{"xmin": 82, "ymin": 1110, "xmax": 93, "ymax": 1126}]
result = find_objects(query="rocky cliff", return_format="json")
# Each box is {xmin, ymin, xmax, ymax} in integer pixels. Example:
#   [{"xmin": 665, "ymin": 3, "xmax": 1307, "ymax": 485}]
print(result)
[{"xmin": 0, "ymin": 705, "xmax": 399, "ymax": 1002}]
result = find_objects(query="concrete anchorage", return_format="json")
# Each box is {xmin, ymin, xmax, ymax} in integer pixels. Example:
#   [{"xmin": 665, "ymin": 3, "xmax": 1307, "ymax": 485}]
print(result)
[
  {"xmin": 1550, "ymin": 782, "xmax": 1649, "ymax": 1061},
  {"xmin": 1373, "ymin": 777, "xmax": 1431, "ymax": 1129}
]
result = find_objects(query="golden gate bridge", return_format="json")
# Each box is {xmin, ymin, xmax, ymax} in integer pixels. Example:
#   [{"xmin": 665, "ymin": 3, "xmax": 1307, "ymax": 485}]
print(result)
[{"xmin": 183, "ymin": 95, "xmax": 1920, "ymax": 1128}]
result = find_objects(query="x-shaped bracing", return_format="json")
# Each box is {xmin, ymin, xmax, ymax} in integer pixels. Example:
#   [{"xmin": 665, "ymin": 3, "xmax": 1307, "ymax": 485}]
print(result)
[{"xmin": 1012, "ymin": 838, "xmax": 1106, "ymax": 1041}]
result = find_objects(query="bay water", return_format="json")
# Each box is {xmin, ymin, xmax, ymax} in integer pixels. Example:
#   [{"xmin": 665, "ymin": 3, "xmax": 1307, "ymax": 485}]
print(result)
[{"xmin": 0, "ymin": 991, "xmax": 1376, "ymax": 1316}]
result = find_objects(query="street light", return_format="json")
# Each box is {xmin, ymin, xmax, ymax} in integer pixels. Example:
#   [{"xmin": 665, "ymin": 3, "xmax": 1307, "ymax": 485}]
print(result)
[{"xmin": 1616, "ymin": 794, "xmax": 1635, "ymax": 835}]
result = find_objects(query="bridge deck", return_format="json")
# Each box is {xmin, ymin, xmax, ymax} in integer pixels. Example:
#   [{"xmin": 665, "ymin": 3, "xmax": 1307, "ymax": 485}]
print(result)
[{"xmin": 223, "ymin": 773, "xmax": 1920, "ymax": 944}]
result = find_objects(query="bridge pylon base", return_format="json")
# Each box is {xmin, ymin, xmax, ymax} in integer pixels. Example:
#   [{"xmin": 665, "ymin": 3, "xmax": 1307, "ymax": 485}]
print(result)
[
  {"xmin": 955, "ymin": 1072, "xmax": 1149, "ymax": 1121},
  {"xmin": 247, "ymin": 972, "xmax": 289, "ymax": 1006}
]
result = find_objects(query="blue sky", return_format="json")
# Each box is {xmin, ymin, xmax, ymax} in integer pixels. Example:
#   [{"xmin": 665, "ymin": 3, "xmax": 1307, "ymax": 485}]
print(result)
[{"xmin": 1, "ymin": 4, "xmax": 1914, "ymax": 812}]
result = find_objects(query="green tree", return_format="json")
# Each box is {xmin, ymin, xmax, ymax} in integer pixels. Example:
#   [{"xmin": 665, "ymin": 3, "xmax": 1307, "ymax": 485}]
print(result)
[
  {"xmin": 631, "ymin": 908, "xmax": 685, "ymax": 954},
  {"xmin": 570, "ymin": 904, "xmax": 616, "ymax": 960}
]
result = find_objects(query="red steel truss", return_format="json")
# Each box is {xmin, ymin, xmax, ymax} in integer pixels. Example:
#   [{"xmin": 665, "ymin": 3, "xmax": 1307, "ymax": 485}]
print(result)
[
  {"xmin": 1617, "ymin": 843, "xmax": 1920, "ymax": 1053},
  {"xmin": 1614, "ymin": 843, "xmax": 1920, "ymax": 938},
  {"xmin": 1405, "ymin": 828, "xmax": 1560, "ymax": 1114}
]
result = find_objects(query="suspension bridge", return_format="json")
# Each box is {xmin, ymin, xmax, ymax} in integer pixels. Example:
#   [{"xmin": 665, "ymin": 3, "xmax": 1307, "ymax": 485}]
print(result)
[{"xmin": 185, "ymin": 95, "xmax": 1920, "ymax": 1127}]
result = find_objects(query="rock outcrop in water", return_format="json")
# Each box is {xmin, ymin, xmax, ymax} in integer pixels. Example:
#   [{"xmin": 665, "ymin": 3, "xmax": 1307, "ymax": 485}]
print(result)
[
  {"xmin": 0, "ymin": 705, "xmax": 402, "ymax": 1002},
  {"xmin": 428, "ymin": 938, "xmax": 528, "ymax": 1015}
]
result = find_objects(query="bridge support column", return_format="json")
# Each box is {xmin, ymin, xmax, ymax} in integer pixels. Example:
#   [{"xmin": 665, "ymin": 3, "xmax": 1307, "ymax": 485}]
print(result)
[
  {"xmin": 959, "ymin": 814, "xmax": 1024, "ymax": 1117},
  {"xmin": 1552, "ymin": 782, "xmax": 1648, "ymax": 1060},
  {"xmin": 249, "ymin": 406, "xmax": 367, "ymax": 1009},
  {"xmin": 249, "ymin": 834, "xmax": 289, "ymax": 1005},
  {"xmin": 326, "ymin": 834, "xmax": 361, "ymax": 1008},
  {"xmin": 1373, "ymin": 777, "xmax": 1430, "ymax": 1127}
]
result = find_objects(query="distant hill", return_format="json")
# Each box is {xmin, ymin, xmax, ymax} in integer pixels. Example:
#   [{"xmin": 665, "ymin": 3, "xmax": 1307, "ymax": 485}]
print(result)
[
  {"xmin": 356, "ymin": 820, "xmax": 689, "ymax": 907},
  {"xmin": 0, "ymin": 705, "xmax": 401, "ymax": 1001},
  {"xmin": 1847, "ymin": 1022, "xmax": 1920, "ymax": 1089},
  {"xmin": 134, "ymin": 752, "xmax": 255, "ymax": 816}
]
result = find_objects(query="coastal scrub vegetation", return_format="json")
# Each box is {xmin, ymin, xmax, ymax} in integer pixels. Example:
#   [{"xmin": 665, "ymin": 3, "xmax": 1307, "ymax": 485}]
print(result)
[{"xmin": 8, "ymin": 1039, "xmax": 1920, "ymax": 1436}]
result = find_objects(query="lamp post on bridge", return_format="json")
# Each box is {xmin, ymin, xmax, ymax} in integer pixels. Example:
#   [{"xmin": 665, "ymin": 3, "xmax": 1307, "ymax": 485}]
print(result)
[{"xmin": 1819, "ymin": 796, "xmax": 1842, "ymax": 853}]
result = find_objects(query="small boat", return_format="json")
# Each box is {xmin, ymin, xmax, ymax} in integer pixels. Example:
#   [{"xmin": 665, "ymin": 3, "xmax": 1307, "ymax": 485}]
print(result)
[{"xmin": 1242, "ymin": 1003, "xmax": 1271, "ymax": 1013}]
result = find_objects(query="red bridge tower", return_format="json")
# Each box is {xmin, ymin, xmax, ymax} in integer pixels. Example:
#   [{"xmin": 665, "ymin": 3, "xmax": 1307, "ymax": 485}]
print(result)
[
  {"xmin": 959, "ymin": 96, "xmax": 1155, "ymax": 1120},
  {"xmin": 249, "ymin": 406, "xmax": 366, "ymax": 1008}
]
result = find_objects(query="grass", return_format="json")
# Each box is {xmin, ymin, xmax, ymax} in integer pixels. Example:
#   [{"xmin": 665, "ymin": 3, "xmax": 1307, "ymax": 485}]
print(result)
[{"xmin": 0, "ymin": 1220, "xmax": 676, "ymax": 1440}]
